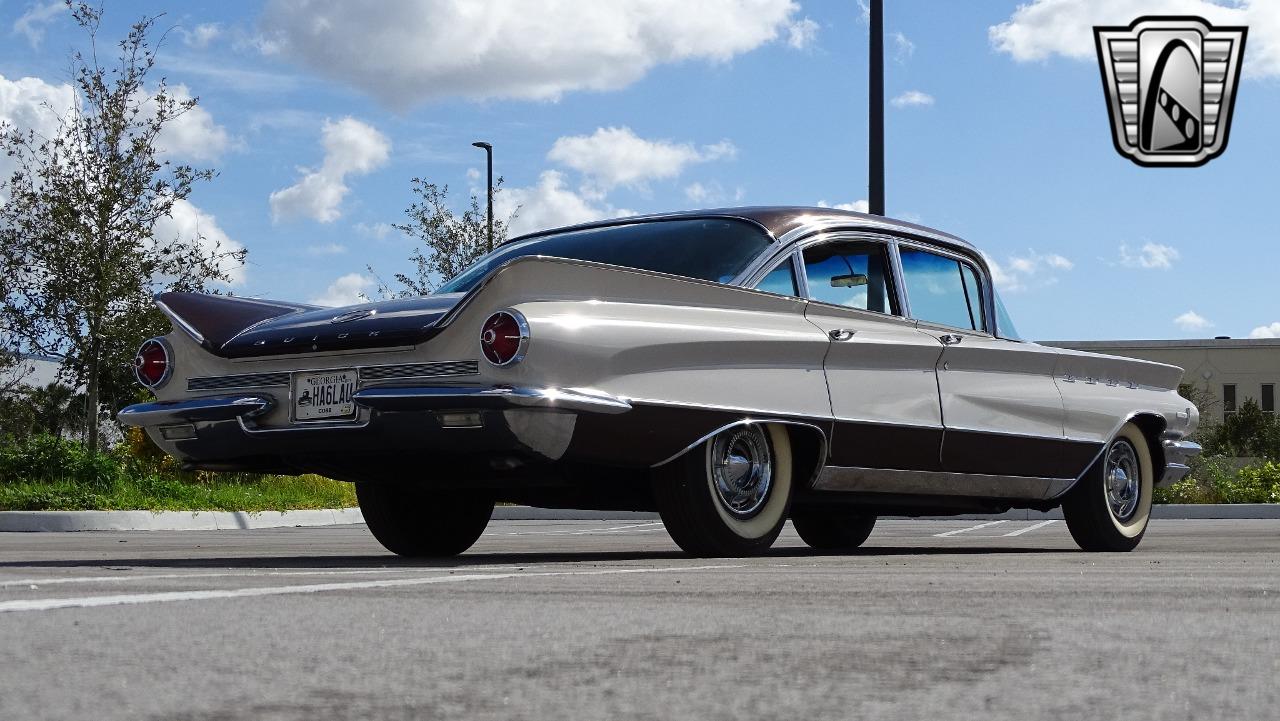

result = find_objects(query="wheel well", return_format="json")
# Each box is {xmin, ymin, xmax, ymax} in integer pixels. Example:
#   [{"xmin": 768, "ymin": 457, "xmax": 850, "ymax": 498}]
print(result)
[
  {"xmin": 780, "ymin": 423, "xmax": 826, "ymax": 488},
  {"xmin": 1128, "ymin": 413, "xmax": 1168, "ymax": 477}
]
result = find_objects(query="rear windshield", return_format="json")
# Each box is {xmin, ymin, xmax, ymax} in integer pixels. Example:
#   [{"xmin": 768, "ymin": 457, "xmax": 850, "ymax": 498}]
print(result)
[{"xmin": 437, "ymin": 218, "xmax": 773, "ymax": 294}]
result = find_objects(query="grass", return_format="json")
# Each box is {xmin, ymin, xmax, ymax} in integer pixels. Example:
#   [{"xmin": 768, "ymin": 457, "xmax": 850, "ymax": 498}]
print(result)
[{"xmin": 0, "ymin": 473, "xmax": 357, "ymax": 512}]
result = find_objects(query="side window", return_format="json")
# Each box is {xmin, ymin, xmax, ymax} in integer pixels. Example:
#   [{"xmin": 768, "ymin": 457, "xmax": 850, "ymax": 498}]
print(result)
[
  {"xmin": 754, "ymin": 256, "xmax": 799, "ymax": 297},
  {"xmin": 801, "ymin": 241, "xmax": 897, "ymax": 314},
  {"xmin": 899, "ymin": 248, "xmax": 988, "ymax": 332}
]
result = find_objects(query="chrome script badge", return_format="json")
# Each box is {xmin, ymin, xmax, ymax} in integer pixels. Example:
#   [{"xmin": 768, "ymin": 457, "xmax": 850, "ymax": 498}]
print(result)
[{"xmin": 1094, "ymin": 16, "xmax": 1247, "ymax": 167}]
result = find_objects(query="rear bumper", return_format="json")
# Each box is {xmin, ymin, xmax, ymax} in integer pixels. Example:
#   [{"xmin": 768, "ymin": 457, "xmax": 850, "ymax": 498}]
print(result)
[
  {"xmin": 1158, "ymin": 439, "xmax": 1202, "ymax": 487},
  {"xmin": 116, "ymin": 385, "xmax": 639, "ymax": 476}
]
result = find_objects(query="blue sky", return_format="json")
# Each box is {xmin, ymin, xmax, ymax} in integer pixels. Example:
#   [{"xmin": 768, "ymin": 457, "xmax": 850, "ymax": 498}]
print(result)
[{"xmin": 1, "ymin": 0, "xmax": 1277, "ymax": 342}]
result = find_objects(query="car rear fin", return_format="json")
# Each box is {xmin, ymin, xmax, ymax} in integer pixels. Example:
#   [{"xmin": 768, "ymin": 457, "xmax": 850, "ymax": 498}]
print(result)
[{"xmin": 156, "ymin": 292, "xmax": 316, "ymax": 351}]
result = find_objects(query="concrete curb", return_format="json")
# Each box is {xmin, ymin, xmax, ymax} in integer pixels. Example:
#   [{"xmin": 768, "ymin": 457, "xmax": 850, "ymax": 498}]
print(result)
[
  {"xmin": 0, "ymin": 508, "xmax": 365, "ymax": 532},
  {"xmin": 1, "ymin": 504, "xmax": 1278, "ymax": 532}
]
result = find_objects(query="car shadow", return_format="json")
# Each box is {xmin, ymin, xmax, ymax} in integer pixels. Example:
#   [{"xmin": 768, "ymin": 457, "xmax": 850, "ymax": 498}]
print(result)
[{"xmin": 0, "ymin": 545, "xmax": 1066, "ymax": 571}]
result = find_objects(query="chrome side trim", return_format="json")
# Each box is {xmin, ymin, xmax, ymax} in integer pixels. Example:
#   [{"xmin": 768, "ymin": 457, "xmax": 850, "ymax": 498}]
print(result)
[
  {"xmin": 814, "ymin": 466, "xmax": 1074, "ymax": 500},
  {"xmin": 648, "ymin": 418, "xmax": 830, "ymax": 486},
  {"xmin": 118, "ymin": 395, "xmax": 274, "ymax": 427},
  {"xmin": 353, "ymin": 385, "xmax": 633, "ymax": 415}
]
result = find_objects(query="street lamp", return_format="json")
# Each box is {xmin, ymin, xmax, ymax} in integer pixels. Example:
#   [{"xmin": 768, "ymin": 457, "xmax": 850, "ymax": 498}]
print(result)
[
  {"xmin": 868, "ymin": 0, "xmax": 884, "ymax": 216},
  {"xmin": 472, "ymin": 141, "xmax": 494, "ymax": 252}
]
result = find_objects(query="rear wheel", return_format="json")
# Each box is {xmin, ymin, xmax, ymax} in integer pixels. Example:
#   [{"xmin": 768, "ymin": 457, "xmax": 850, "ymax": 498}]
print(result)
[
  {"xmin": 653, "ymin": 423, "xmax": 793, "ymax": 557},
  {"xmin": 1062, "ymin": 423, "xmax": 1153, "ymax": 552},
  {"xmin": 792, "ymin": 509, "xmax": 877, "ymax": 550},
  {"xmin": 356, "ymin": 483, "xmax": 494, "ymax": 557}
]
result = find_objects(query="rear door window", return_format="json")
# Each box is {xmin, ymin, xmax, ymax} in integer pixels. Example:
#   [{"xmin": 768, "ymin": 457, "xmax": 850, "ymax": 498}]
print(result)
[
  {"xmin": 899, "ymin": 248, "xmax": 988, "ymax": 332},
  {"xmin": 801, "ymin": 241, "xmax": 898, "ymax": 314}
]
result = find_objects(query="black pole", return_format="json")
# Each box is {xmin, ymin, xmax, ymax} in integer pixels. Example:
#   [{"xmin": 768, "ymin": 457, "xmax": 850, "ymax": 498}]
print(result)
[
  {"xmin": 868, "ymin": 0, "xmax": 885, "ymax": 216},
  {"xmin": 472, "ymin": 141, "xmax": 494, "ymax": 252}
]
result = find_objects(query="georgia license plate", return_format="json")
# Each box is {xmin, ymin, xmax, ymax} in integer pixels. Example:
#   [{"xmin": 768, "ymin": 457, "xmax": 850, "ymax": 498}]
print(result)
[{"xmin": 292, "ymin": 369, "xmax": 357, "ymax": 421}]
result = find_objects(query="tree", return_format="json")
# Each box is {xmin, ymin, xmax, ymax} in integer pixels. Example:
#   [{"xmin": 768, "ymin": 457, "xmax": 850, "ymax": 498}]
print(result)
[
  {"xmin": 375, "ymin": 178, "xmax": 508, "ymax": 297},
  {"xmin": 0, "ymin": 3, "xmax": 244, "ymax": 452},
  {"xmin": 1205, "ymin": 398, "xmax": 1280, "ymax": 460}
]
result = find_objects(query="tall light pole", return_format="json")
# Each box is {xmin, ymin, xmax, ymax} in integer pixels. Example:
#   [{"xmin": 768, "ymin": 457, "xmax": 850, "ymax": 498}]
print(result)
[
  {"xmin": 868, "ymin": 0, "xmax": 885, "ymax": 216},
  {"xmin": 472, "ymin": 141, "xmax": 494, "ymax": 252}
]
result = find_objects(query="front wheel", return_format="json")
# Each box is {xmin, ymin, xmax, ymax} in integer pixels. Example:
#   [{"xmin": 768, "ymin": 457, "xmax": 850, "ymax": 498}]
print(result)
[
  {"xmin": 356, "ymin": 483, "xmax": 494, "ymax": 557},
  {"xmin": 652, "ymin": 423, "xmax": 793, "ymax": 557},
  {"xmin": 1062, "ymin": 423, "xmax": 1154, "ymax": 552}
]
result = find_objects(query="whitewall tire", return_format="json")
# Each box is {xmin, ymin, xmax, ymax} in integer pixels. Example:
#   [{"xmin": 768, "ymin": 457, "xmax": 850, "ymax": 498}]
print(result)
[
  {"xmin": 1062, "ymin": 423, "xmax": 1154, "ymax": 552},
  {"xmin": 653, "ymin": 423, "xmax": 793, "ymax": 557}
]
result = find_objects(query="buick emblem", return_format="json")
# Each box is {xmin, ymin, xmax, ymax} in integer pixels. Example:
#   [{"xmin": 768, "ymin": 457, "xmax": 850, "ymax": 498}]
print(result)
[
  {"xmin": 1094, "ymin": 16, "xmax": 1247, "ymax": 167},
  {"xmin": 330, "ymin": 308, "xmax": 375, "ymax": 324}
]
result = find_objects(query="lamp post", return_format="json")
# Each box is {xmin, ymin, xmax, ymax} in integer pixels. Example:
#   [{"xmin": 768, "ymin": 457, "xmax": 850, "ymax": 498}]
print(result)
[
  {"xmin": 868, "ymin": 0, "xmax": 884, "ymax": 216},
  {"xmin": 472, "ymin": 141, "xmax": 494, "ymax": 252}
]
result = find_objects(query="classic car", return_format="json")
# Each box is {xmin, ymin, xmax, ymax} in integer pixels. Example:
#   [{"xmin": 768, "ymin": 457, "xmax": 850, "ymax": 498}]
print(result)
[{"xmin": 119, "ymin": 207, "xmax": 1201, "ymax": 557}]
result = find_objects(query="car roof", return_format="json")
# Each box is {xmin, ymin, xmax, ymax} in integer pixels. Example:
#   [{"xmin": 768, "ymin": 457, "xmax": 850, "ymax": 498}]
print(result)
[{"xmin": 505, "ymin": 205, "xmax": 979, "ymax": 256}]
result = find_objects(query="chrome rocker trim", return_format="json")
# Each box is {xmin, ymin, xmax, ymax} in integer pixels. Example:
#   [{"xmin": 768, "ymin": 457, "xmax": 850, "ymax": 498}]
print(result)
[
  {"xmin": 1158, "ymin": 439, "xmax": 1203, "ymax": 487},
  {"xmin": 352, "ymin": 385, "xmax": 633, "ymax": 415},
  {"xmin": 118, "ymin": 395, "xmax": 275, "ymax": 427}
]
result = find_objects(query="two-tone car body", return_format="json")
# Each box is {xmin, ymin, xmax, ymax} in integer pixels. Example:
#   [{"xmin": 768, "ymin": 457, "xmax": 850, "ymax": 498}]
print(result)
[{"xmin": 120, "ymin": 207, "xmax": 1201, "ymax": 556}]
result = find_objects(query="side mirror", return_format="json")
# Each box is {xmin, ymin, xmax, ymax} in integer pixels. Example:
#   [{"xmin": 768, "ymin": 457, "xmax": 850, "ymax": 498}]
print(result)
[{"xmin": 830, "ymin": 273, "xmax": 868, "ymax": 288}]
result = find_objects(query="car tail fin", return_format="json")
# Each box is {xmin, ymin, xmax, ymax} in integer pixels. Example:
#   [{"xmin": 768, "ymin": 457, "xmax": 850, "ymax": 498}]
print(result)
[{"xmin": 155, "ymin": 291, "xmax": 316, "ymax": 351}]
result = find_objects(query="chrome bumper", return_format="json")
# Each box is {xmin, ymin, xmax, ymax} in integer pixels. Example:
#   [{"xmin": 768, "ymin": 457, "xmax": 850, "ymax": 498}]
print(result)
[
  {"xmin": 118, "ymin": 385, "xmax": 632, "ymax": 429},
  {"xmin": 117, "ymin": 395, "xmax": 275, "ymax": 427},
  {"xmin": 352, "ymin": 385, "xmax": 632, "ymax": 415},
  {"xmin": 1158, "ymin": 439, "xmax": 1203, "ymax": 487}
]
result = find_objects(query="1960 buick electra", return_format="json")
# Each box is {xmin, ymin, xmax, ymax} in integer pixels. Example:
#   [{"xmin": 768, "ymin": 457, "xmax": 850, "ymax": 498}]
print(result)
[{"xmin": 119, "ymin": 207, "xmax": 1201, "ymax": 557}]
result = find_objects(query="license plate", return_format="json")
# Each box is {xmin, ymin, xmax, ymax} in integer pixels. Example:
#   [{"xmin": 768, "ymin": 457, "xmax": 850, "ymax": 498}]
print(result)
[{"xmin": 292, "ymin": 369, "xmax": 357, "ymax": 421}]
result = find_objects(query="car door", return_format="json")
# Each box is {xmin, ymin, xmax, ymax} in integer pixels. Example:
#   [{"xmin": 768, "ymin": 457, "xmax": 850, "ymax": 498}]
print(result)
[
  {"xmin": 793, "ymin": 236, "xmax": 946, "ymax": 474},
  {"xmin": 897, "ymin": 244, "xmax": 1087, "ymax": 483}
]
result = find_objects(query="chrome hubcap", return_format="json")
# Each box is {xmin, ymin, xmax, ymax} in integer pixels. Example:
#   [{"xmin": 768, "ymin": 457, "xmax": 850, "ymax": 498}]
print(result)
[
  {"xmin": 1105, "ymin": 439, "xmax": 1141, "ymax": 521},
  {"xmin": 711, "ymin": 426, "xmax": 773, "ymax": 518}
]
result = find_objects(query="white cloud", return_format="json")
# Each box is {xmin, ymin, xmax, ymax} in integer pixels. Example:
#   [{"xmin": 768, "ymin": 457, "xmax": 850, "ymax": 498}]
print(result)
[
  {"xmin": 259, "ymin": 0, "xmax": 803, "ymax": 107},
  {"xmin": 498, "ymin": 170, "xmax": 634, "ymax": 237},
  {"xmin": 817, "ymin": 199, "xmax": 870, "ymax": 213},
  {"xmin": 990, "ymin": 0, "xmax": 1280, "ymax": 79},
  {"xmin": 270, "ymin": 117, "xmax": 390, "ymax": 223},
  {"xmin": 685, "ymin": 181, "xmax": 745, "ymax": 205},
  {"xmin": 307, "ymin": 242, "xmax": 347, "ymax": 255},
  {"xmin": 0, "ymin": 73, "xmax": 74, "ymax": 195},
  {"xmin": 546, "ymin": 127, "xmax": 736, "ymax": 192},
  {"xmin": 181, "ymin": 23, "xmax": 222, "ymax": 49},
  {"xmin": 891, "ymin": 90, "xmax": 934, "ymax": 108},
  {"xmin": 12, "ymin": 1, "xmax": 65, "ymax": 49},
  {"xmin": 1119, "ymin": 242, "xmax": 1180, "ymax": 270},
  {"xmin": 787, "ymin": 17, "xmax": 820, "ymax": 49},
  {"xmin": 152, "ymin": 84, "xmax": 234, "ymax": 162},
  {"xmin": 309, "ymin": 272, "xmax": 374, "ymax": 307},
  {"xmin": 354, "ymin": 221, "xmax": 394, "ymax": 240},
  {"xmin": 1174, "ymin": 310, "xmax": 1213, "ymax": 332},
  {"xmin": 1249, "ymin": 322, "xmax": 1280, "ymax": 339},
  {"xmin": 152, "ymin": 199, "xmax": 246, "ymax": 286},
  {"xmin": 892, "ymin": 31, "xmax": 915, "ymax": 63},
  {"xmin": 986, "ymin": 250, "xmax": 1074, "ymax": 292}
]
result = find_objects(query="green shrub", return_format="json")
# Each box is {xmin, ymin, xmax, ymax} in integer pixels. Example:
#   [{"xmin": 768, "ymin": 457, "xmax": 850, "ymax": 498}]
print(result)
[
  {"xmin": 0, "ymin": 433, "xmax": 123, "ymax": 490},
  {"xmin": 1234, "ymin": 462, "xmax": 1280, "ymax": 504}
]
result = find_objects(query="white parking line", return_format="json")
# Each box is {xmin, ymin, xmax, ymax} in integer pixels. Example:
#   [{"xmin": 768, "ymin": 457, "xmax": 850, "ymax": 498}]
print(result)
[
  {"xmin": 0, "ymin": 565, "xmax": 537, "ymax": 589},
  {"xmin": 933, "ymin": 520, "xmax": 1009, "ymax": 537},
  {"xmin": 484, "ymin": 522, "xmax": 665, "ymax": 537},
  {"xmin": 0, "ymin": 564, "xmax": 744, "ymax": 614},
  {"xmin": 1002, "ymin": 520, "xmax": 1058, "ymax": 537}
]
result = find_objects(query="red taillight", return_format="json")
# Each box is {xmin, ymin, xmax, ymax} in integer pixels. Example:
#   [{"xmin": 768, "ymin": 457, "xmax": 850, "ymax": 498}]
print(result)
[
  {"xmin": 134, "ymin": 338, "xmax": 171, "ymax": 388},
  {"xmin": 480, "ymin": 310, "xmax": 528, "ymax": 366}
]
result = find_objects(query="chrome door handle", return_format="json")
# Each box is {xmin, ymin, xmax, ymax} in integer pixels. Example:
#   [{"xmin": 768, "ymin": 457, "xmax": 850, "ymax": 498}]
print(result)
[
  {"xmin": 828, "ymin": 329, "xmax": 857, "ymax": 342},
  {"xmin": 939, "ymin": 334, "xmax": 963, "ymax": 346}
]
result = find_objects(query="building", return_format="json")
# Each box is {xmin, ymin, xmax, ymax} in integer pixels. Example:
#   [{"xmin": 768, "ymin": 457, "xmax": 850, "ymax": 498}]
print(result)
[{"xmin": 1042, "ymin": 338, "xmax": 1280, "ymax": 424}]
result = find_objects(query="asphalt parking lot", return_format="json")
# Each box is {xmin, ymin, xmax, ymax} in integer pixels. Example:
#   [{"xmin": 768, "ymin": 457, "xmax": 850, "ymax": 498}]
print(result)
[{"xmin": 1, "ymin": 519, "xmax": 1277, "ymax": 721}]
